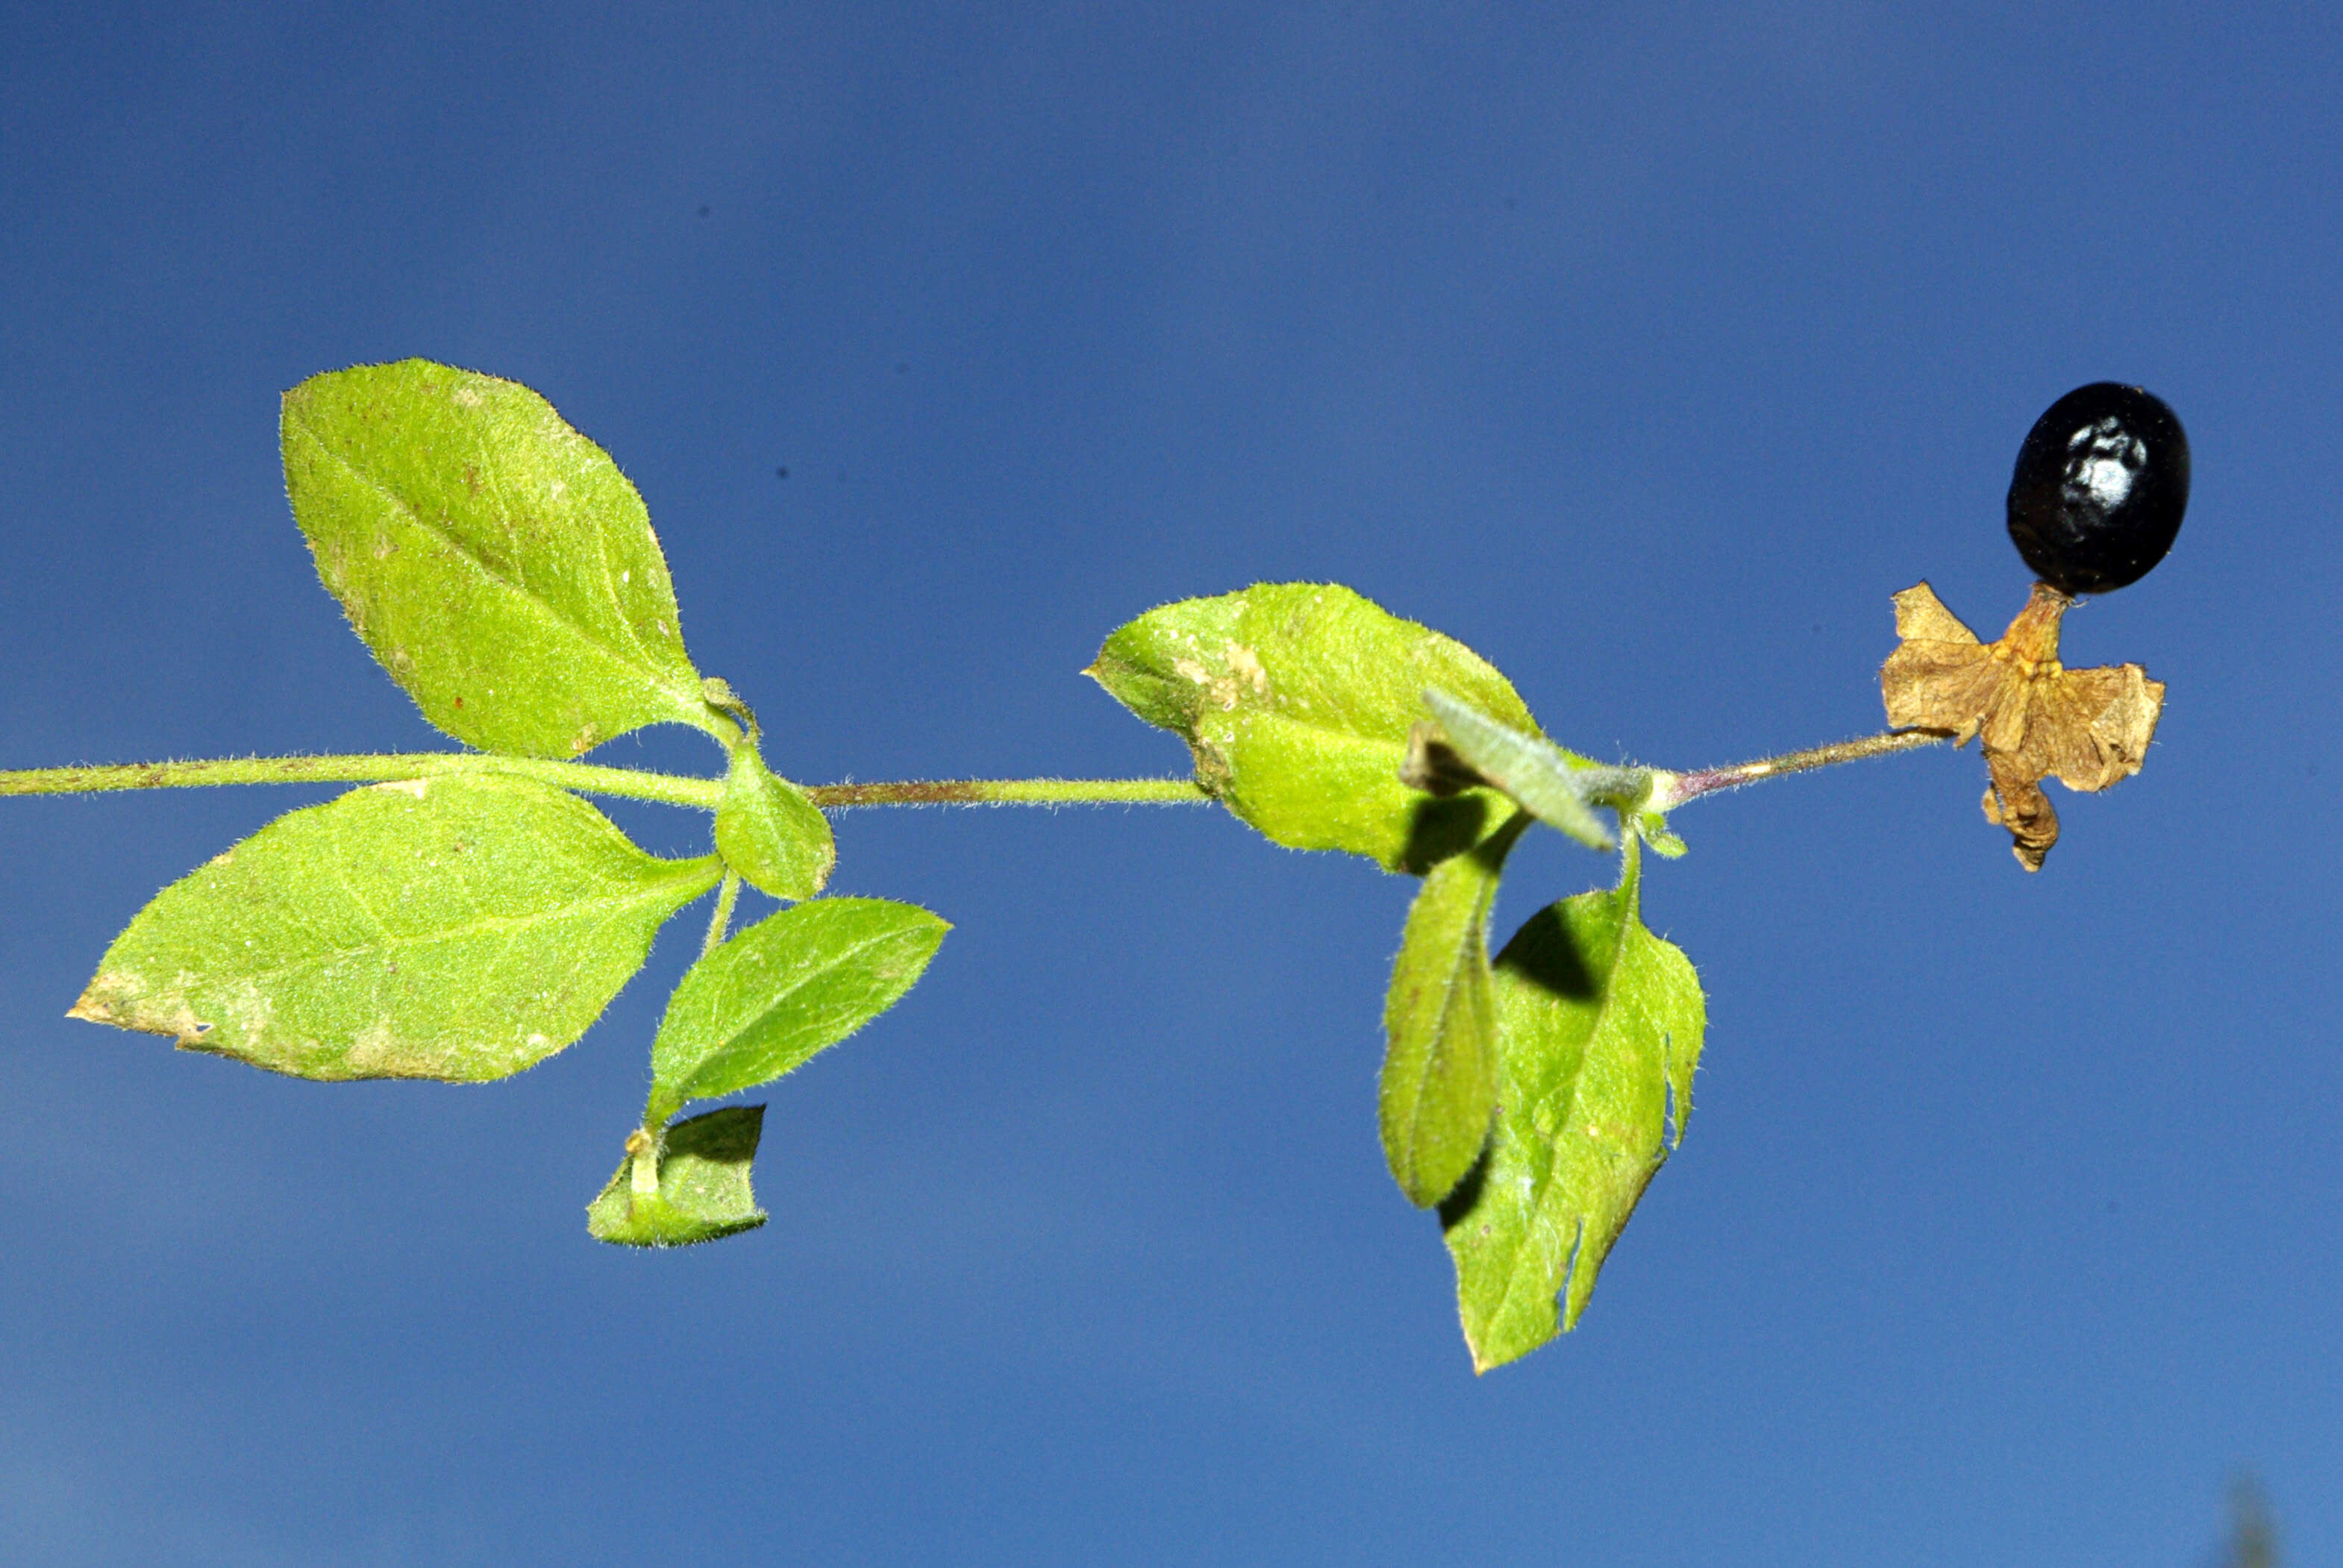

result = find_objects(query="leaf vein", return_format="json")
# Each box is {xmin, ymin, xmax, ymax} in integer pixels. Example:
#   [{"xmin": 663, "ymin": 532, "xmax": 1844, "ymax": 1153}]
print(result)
[
  {"xmin": 295, "ymin": 417, "xmax": 692, "ymax": 721},
  {"xmin": 186, "ymin": 880, "xmax": 695, "ymax": 993},
  {"xmin": 1486, "ymin": 894, "xmax": 1636, "ymax": 1332}
]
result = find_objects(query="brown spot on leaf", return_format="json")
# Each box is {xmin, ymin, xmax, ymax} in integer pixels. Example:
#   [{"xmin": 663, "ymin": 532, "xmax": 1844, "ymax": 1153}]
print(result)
[
  {"xmin": 69, "ymin": 969, "xmax": 214, "ymax": 1048},
  {"xmin": 1399, "ymin": 724, "xmax": 1486, "ymax": 797},
  {"xmin": 1880, "ymin": 581, "xmax": 2163, "ymax": 870}
]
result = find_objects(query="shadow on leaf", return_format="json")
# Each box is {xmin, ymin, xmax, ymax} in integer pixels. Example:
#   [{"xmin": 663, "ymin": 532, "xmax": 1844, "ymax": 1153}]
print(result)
[
  {"xmin": 1436, "ymin": 1141, "xmax": 1492, "ymax": 1231},
  {"xmin": 587, "ymin": 1104, "xmax": 768, "ymax": 1247},
  {"xmin": 1437, "ymin": 903, "xmax": 1600, "ymax": 1234},
  {"xmin": 1489, "ymin": 903, "xmax": 1598, "ymax": 1002},
  {"xmin": 1398, "ymin": 793, "xmax": 1492, "ymax": 875}
]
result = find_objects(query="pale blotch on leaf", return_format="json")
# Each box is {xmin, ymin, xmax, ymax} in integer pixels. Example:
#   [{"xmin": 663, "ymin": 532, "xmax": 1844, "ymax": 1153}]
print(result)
[
  {"xmin": 1172, "ymin": 642, "xmax": 1269, "ymax": 713},
  {"xmin": 1880, "ymin": 581, "xmax": 2164, "ymax": 870}
]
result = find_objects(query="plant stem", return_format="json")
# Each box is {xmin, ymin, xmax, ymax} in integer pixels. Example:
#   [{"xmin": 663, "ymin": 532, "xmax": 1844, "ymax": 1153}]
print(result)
[
  {"xmin": 0, "ymin": 735, "xmax": 1936, "ymax": 821},
  {"xmin": 801, "ymin": 777, "xmax": 1209, "ymax": 808},
  {"xmin": 0, "ymin": 753, "xmax": 725, "ymax": 809},
  {"xmin": 1650, "ymin": 729, "xmax": 1948, "ymax": 812},
  {"xmin": 0, "ymin": 754, "xmax": 1212, "ymax": 811}
]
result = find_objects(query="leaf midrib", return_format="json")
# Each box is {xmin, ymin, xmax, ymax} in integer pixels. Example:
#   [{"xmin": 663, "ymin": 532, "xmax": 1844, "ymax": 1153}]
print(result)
[
  {"xmin": 1237, "ymin": 709, "xmax": 1586, "ymax": 773},
  {"xmin": 1485, "ymin": 891, "xmax": 1636, "ymax": 1335},
  {"xmin": 161, "ymin": 864, "xmax": 711, "ymax": 995},
  {"xmin": 666, "ymin": 923, "xmax": 928, "ymax": 1100},
  {"xmin": 291, "ymin": 411, "xmax": 696, "ymax": 721},
  {"xmin": 1401, "ymin": 874, "xmax": 1492, "ymax": 1181},
  {"xmin": 466, "ymin": 413, "xmax": 667, "ymax": 682}
]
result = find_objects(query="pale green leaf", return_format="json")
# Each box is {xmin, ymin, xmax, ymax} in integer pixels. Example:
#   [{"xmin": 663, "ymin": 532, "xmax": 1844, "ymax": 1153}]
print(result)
[
  {"xmin": 1442, "ymin": 841, "xmax": 1705, "ymax": 1371},
  {"xmin": 1420, "ymin": 689, "xmax": 1614, "ymax": 850},
  {"xmin": 699, "ymin": 675, "xmax": 760, "ymax": 739},
  {"xmin": 713, "ymin": 742, "xmax": 834, "ymax": 902},
  {"xmin": 1088, "ymin": 583, "xmax": 1564, "ymax": 871},
  {"xmin": 646, "ymin": 897, "xmax": 948, "ymax": 1124},
  {"xmin": 1381, "ymin": 814, "xmax": 1527, "ymax": 1207},
  {"xmin": 1636, "ymin": 811, "xmax": 1688, "ymax": 859},
  {"xmin": 588, "ymin": 1106, "xmax": 768, "ymax": 1246},
  {"xmin": 281, "ymin": 360, "xmax": 720, "ymax": 757},
  {"xmin": 70, "ymin": 775, "xmax": 721, "ymax": 1082}
]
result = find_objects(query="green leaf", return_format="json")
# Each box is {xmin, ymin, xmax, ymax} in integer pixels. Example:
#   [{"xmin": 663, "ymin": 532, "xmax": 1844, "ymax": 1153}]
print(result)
[
  {"xmin": 699, "ymin": 675, "xmax": 760, "ymax": 738},
  {"xmin": 1442, "ymin": 840, "xmax": 1705, "ymax": 1371},
  {"xmin": 588, "ymin": 1106, "xmax": 768, "ymax": 1246},
  {"xmin": 1420, "ymin": 689, "xmax": 1615, "ymax": 851},
  {"xmin": 1635, "ymin": 811, "xmax": 1688, "ymax": 859},
  {"xmin": 1088, "ymin": 583, "xmax": 1563, "ymax": 871},
  {"xmin": 70, "ymin": 775, "xmax": 722, "ymax": 1082},
  {"xmin": 713, "ymin": 742, "xmax": 834, "ymax": 901},
  {"xmin": 646, "ymin": 897, "xmax": 948, "ymax": 1124},
  {"xmin": 281, "ymin": 360, "xmax": 720, "ymax": 757},
  {"xmin": 1381, "ymin": 813, "xmax": 1528, "ymax": 1207}
]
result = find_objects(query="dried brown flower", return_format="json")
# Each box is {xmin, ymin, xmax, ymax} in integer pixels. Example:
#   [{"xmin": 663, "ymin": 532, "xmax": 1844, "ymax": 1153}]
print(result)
[{"xmin": 1880, "ymin": 582, "xmax": 2164, "ymax": 871}]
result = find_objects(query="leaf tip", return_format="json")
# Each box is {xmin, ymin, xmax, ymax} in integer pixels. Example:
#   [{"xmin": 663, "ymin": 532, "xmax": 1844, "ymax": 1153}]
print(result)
[
  {"xmin": 66, "ymin": 970, "xmax": 143, "ymax": 1030},
  {"xmin": 1462, "ymin": 1315, "xmax": 1529, "ymax": 1374}
]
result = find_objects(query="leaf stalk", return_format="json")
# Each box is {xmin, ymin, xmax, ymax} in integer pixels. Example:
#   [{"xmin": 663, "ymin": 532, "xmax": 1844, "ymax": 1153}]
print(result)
[{"xmin": 701, "ymin": 872, "xmax": 742, "ymax": 957}]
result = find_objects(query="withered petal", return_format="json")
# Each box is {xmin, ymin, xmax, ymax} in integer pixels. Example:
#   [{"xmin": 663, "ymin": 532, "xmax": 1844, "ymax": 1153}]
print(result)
[
  {"xmin": 2081, "ymin": 666, "xmax": 2165, "ymax": 785},
  {"xmin": 1890, "ymin": 583, "xmax": 1980, "ymax": 645},
  {"xmin": 1979, "ymin": 668, "xmax": 2036, "ymax": 756},
  {"xmin": 1882, "ymin": 588, "xmax": 1992, "ymax": 742},
  {"xmin": 1983, "ymin": 756, "xmax": 2058, "ymax": 872},
  {"xmin": 1882, "ymin": 580, "xmax": 2162, "ymax": 871},
  {"xmin": 1882, "ymin": 638, "xmax": 1999, "ymax": 738}
]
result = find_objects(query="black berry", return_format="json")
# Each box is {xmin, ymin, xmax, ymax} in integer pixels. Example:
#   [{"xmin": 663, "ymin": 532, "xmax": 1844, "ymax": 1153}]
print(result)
[{"xmin": 2006, "ymin": 383, "xmax": 2190, "ymax": 595}]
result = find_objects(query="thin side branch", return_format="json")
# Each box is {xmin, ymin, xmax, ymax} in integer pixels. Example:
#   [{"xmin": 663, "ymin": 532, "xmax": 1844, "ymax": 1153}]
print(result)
[
  {"xmin": 1651, "ymin": 729, "xmax": 1949, "ymax": 811},
  {"xmin": 801, "ymin": 777, "xmax": 1210, "ymax": 808}
]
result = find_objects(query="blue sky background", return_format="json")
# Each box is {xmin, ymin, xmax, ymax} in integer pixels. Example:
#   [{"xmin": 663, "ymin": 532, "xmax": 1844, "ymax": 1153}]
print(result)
[{"xmin": 3, "ymin": 3, "xmax": 2337, "ymax": 1563}]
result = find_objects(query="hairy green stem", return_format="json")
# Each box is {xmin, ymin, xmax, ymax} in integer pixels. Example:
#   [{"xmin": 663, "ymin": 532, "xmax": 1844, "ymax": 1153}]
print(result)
[
  {"xmin": 0, "ymin": 753, "xmax": 725, "ymax": 809},
  {"xmin": 0, "ymin": 733, "xmax": 1936, "ymax": 821},
  {"xmin": 1648, "ymin": 728, "xmax": 1948, "ymax": 812},
  {"xmin": 0, "ymin": 756, "xmax": 1211, "ymax": 812},
  {"xmin": 801, "ymin": 777, "xmax": 1208, "ymax": 808}
]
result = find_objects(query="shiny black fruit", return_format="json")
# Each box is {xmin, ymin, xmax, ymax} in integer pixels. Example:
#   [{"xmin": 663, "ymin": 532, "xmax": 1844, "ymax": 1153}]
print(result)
[{"xmin": 2006, "ymin": 383, "xmax": 2190, "ymax": 595}]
